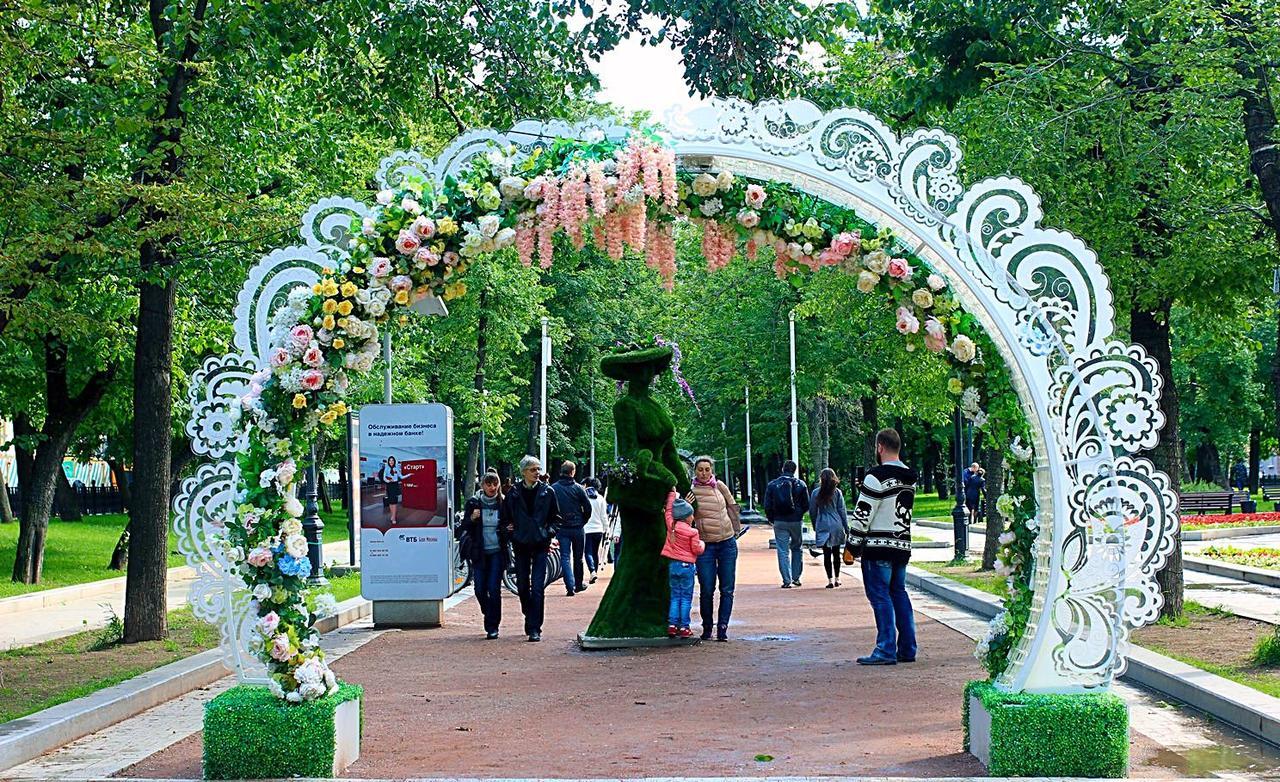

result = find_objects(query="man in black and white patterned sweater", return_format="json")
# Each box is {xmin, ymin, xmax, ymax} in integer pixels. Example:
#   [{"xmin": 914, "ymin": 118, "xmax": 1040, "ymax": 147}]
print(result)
[{"xmin": 849, "ymin": 428, "xmax": 918, "ymax": 665}]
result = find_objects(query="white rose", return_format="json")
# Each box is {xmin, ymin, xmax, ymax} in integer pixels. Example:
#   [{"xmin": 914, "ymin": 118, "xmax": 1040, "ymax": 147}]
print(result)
[
  {"xmin": 478, "ymin": 214, "xmax": 501, "ymax": 239},
  {"xmin": 692, "ymin": 173, "xmax": 718, "ymax": 197},
  {"xmin": 283, "ymin": 495, "xmax": 304, "ymax": 518},
  {"xmin": 716, "ymin": 170, "xmax": 735, "ymax": 191},
  {"xmin": 699, "ymin": 198, "xmax": 723, "ymax": 217},
  {"xmin": 285, "ymin": 533, "xmax": 309, "ymax": 558},
  {"xmin": 495, "ymin": 227, "xmax": 517, "ymax": 248},
  {"xmin": 376, "ymin": 189, "xmax": 394, "ymax": 205},
  {"xmin": 361, "ymin": 217, "xmax": 377, "ymax": 237},
  {"xmin": 253, "ymin": 583, "xmax": 272, "ymax": 601},
  {"xmin": 499, "ymin": 176, "xmax": 526, "ymax": 200},
  {"xmin": 286, "ymin": 691, "xmax": 302, "ymax": 704},
  {"xmin": 400, "ymin": 197, "xmax": 422, "ymax": 215},
  {"xmin": 280, "ymin": 518, "xmax": 303, "ymax": 537},
  {"xmin": 951, "ymin": 334, "xmax": 977, "ymax": 363}
]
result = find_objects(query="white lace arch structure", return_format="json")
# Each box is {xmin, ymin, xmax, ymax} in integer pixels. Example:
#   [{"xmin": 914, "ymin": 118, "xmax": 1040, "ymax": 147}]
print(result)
[{"xmin": 177, "ymin": 98, "xmax": 1178, "ymax": 694}]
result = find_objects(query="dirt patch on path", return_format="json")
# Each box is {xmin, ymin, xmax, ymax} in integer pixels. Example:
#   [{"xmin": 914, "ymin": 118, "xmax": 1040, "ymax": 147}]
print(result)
[{"xmin": 121, "ymin": 531, "xmax": 1184, "ymax": 779}]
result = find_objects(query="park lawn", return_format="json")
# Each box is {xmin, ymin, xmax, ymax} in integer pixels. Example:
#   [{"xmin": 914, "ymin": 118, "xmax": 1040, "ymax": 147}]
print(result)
[
  {"xmin": 0, "ymin": 509, "xmax": 352, "ymax": 600},
  {"xmin": 919, "ymin": 562, "xmax": 1280, "ymax": 699},
  {"xmin": 913, "ymin": 492, "xmax": 957, "ymax": 521},
  {"xmin": 0, "ymin": 571, "xmax": 363, "ymax": 725}
]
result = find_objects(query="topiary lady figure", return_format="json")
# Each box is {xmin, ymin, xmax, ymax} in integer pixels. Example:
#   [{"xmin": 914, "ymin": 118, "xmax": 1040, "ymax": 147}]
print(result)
[{"xmin": 586, "ymin": 345, "xmax": 692, "ymax": 639}]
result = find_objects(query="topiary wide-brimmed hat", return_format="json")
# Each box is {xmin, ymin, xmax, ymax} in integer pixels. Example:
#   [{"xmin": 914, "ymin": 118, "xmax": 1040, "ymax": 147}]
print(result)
[{"xmin": 600, "ymin": 345, "xmax": 673, "ymax": 382}]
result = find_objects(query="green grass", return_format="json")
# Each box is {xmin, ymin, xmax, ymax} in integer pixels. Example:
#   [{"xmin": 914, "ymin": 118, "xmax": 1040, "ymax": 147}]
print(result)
[
  {"xmin": 916, "ymin": 560, "xmax": 1009, "ymax": 598},
  {"xmin": 914, "ymin": 492, "xmax": 960, "ymax": 520},
  {"xmin": 0, "ymin": 509, "xmax": 352, "ymax": 600}
]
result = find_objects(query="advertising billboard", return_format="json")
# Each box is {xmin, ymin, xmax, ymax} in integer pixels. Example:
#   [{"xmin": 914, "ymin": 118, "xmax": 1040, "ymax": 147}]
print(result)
[{"xmin": 357, "ymin": 403, "xmax": 454, "ymax": 600}]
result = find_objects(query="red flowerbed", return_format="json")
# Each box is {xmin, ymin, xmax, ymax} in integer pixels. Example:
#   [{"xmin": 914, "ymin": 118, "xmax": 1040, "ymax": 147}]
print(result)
[{"xmin": 1182, "ymin": 511, "xmax": 1280, "ymax": 527}]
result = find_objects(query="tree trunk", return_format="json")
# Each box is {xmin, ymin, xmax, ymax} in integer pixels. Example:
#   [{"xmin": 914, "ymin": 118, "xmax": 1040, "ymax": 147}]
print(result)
[
  {"xmin": 337, "ymin": 449, "xmax": 349, "ymax": 510},
  {"xmin": 1249, "ymin": 428, "xmax": 1261, "ymax": 494},
  {"xmin": 0, "ymin": 465, "xmax": 14, "ymax": 523},
  {"xmin": 107, "ymin": 457, "xmax": 132, "ymax": 511},
  {"xmin": 1131, "ymin": 301, "xmax": 1183, "ymax": 618},
  {"xmin": 464, "ymin": 290, "xmax": 489, "ymax": 496},
  {"xmin": 54, "ymin": 468, "xmax": 82, "ymax": 521},
  {"xmin": 859, "ymin": 393, "xmax": 878, "ymax": 467},
  {"xmin": 980, "ymin": 444, "xmax": 1005, "ymax": 570},
  {"xmin": 125, "ymin": 272, "xmax": 176, "ymax": 642},
  {"xmin": 1194, "ymin": 440, "xmax": 1221, "ymax": 487}
]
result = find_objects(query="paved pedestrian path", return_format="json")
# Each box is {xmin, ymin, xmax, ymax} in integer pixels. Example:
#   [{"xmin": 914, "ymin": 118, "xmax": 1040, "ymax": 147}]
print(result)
[
  {"xmin": 0, "ymin": 540, "xmax": 353, "ymax": 650},
  {"xmin": 116, "ymin": 530, "xmax": 1209, "ymax": 779}
]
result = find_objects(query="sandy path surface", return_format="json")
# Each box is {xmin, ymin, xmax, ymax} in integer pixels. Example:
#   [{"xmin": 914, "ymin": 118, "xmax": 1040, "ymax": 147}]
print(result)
[{"xmin": 121, "ymin": 530, "xmax": 1183, "ymax": 779}]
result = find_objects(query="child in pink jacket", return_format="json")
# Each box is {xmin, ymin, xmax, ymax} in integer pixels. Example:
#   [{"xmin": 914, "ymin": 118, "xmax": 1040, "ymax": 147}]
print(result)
[{"xmin": 661, "ymin": 490, "xmax": 705, "ymax": 638}]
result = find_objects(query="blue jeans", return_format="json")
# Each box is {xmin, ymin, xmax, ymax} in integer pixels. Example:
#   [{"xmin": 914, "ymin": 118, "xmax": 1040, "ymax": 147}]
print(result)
[
  {"xmin": 668, "ymin": 561, "xmax": 696, "ymax": 628},
  {"xmin": 474, "ymin": 550, "xmax": 504, "ymax": 634},
  {"xmin": 696, "ymin": 537, "xmax": 738, "ymax": 631},
  {"xmin": 773, "ymin": 521, "xmax": 804, "ymax": 585},
  {"xmin": 860, "ymin": 558, "xmax": 917, "ymax": 660},
  {"xmin": 556, "ymin": 527, "xmax": 585, "ymax": 592},
  {"xmin": 512, "ymin": 543, "xmax": 549, "ymax": 636}
]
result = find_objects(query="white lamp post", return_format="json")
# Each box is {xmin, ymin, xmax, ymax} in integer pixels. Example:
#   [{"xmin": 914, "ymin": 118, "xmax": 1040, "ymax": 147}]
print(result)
[
  {"xmin": 745, "ymin": 386, "xmax": 754, "ymax": 511},
  {"xmin": 539, "ymin": 316, "xmax": 550, "ymax": 470},
  {"xmin": 788, "ymin": 309, "xmax": 799, "ymax": 468}
]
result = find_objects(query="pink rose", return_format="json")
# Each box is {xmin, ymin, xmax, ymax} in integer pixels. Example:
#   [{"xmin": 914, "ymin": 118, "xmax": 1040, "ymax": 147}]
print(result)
[
  {"xmin": 895, "ymin": 306, "xmax": 920, "ymax": 335},
  {"xmin": 390, "ymin": 275, "xmax": 413, "ymax": 293},
  {"xmin": 443, "ymin": 251, "xmax": 460, "ymax": 267},
  {"xmin": 269, "ymin": 634, "xmax": 292, "ymax": 661},
  {"xmin": 925, "ymin": 333, "xmax": 947, "ymax": 352},
  {"xmin": 269, "ymin": 348, "xmax": 290, "ymax": 368},
  {"xmin": 818, "ymin": 249, "xmax": 841, "ymax": 267},
  {"xmin": 300, "ymin": 369, "xmax": 325, "ymax": 391},
  {"xmin": 247, "ymin": 548, "xmax": 273, "ymax": 568},
  {"xmin": 744, "ymin": 184, "xmax": 767, "ymax": 209},
  {"xmin": 830, "ymin": 232, "xmax": 858, "ymax": 257},
  {"xmin": 411, "ymin": 216, "xmax": 436, "ymax": 239},
  {"xmin": 289, "ymin": 325, "xmax": 313, "ymax": 351},
  {"xmin": 368, "ymin": 256, "xmax": 393, "ymax": 278},
  {"xmin": 259, "ymin": 611, "xmax": 280, "ymax": 634},
  {"xmin": 414, "ymin": 247, "xmax": 440, "ymax": 267},
  {"xmin": 887, "ymin": 257, "xmax": 913, "ymax": 280},
  {"xmin": 927, "ymin": 273, "xmax": 946, "ymax": 291},
  {"xmin": 301, "ymin": 346, "xmax": 324, "ymax": 368},
  {"xmin": 925, "ymin": 317, "xmax": 946, "ymax": 340},
  {"xmin": 395, "ymin": 230, "xmax": 421, "ymax": 255},
  {"xmin": 737, "ymin": 209, "xmax": 760, "ymax": 228}
]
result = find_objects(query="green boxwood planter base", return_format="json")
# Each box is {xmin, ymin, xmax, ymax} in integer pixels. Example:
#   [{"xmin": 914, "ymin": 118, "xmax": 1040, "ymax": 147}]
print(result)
[
  {"xmin": 963, "ymin": 680, "xmax": 1128, "ymax": 778},
  {"xmin": 203, "ymin": 683, "xmax": 363, "ymax": 780}
]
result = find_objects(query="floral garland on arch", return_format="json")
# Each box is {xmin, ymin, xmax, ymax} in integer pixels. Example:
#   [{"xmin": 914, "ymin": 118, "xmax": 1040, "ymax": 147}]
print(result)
[{"xmin": 229, "ymin": 130, "xmax": 1012, "ymax": 703}]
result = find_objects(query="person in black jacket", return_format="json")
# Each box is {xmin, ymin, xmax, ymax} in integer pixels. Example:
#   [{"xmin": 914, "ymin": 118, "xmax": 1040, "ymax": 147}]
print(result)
[
  {"xmin": 502, "ymin": 455, "xmax": 562, "ymax": 642},
  {"xmin": 462, "ymin": 470, "xmax": 508, "ymax": 639},
  {"xmin": 551, "ymin": 460, "xmax": 592, "ymax": 596},
  {"xmin": 764, "ymin": 460, "xmax": 809, "ymax": 588}
]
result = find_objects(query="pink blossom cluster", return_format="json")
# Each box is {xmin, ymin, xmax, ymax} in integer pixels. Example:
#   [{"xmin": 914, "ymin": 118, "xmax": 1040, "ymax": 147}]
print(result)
[
  {"xmin": 558, "ymin": 165, "xmax": 589, "ymax": 250},
  {"xmin": 645, "ymin": 224, "xmax": 677, "ymax": 291},
  {"xmin": 701, "ymin": 220, "xmax": 735, "ymax": 271},
  {"xmin": 615, "ymin": 139, "xmax": 677, "ymax": 208}
]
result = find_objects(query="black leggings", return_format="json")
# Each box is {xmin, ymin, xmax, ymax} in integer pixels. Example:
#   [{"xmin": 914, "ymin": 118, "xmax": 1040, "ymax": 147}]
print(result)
[
  {"xmin": 585, "ymin": 532, "xmax": 604, "ymax": 573},
  {"xmin": 823, "ymin": 546, "xmax": 842, "ymax": 580}
]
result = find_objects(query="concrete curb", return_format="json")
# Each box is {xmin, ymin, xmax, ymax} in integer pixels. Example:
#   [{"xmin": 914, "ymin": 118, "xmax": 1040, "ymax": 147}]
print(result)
[
  {"xmin": 0, "ymin": 595, "xmax": 372, "ymax": 772},
  {"xmin": 0, "ymin": 567, "xmax": 196, "ymax": 617},
  {"xmin": 1183, "ymin": 555, "xmax": 1280, "ymax": 589},
  {"xmin": 1183, "ymin": 524, "xmax": 1280, "ymax": 541},
  {"xmin": 905, "ymin": 565, "xmax": 1280, "ymax": 748}
]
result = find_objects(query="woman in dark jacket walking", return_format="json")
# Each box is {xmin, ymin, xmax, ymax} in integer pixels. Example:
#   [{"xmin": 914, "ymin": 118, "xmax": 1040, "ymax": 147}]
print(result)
[
  {"xmin": 463, "ymin": 470, "xmax": 508, "ymax": 639},
  {"xmin": 501, "ymin": 455, "xmax": 562, "ymax": 642}
]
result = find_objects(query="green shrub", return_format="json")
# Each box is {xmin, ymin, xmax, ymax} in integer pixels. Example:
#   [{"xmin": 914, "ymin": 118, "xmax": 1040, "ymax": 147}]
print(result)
[
  {"xmin": 1182, "ymin": 479, "xmax": 1227, "ymax": 493},
  {"xmin": 203, "ymin": 683, "xmax": 362, "ymax": 780},
  {"xmin": 1255, "ymin": 629, "xmax": 1280, "ymax": 667},
  {"xmin": 963, "ymin": 680, "xmax": 1128, "ymax": 778}
]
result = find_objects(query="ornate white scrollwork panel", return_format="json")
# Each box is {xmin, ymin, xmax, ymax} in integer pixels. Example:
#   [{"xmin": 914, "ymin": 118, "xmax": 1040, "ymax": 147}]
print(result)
[
  {"xmin": 186, "ymin": 353, "xmax": 257, "ymax": 460},
  {"xmin": 232, "ymin": 245, "xmax": 331, "ymax": 360}
]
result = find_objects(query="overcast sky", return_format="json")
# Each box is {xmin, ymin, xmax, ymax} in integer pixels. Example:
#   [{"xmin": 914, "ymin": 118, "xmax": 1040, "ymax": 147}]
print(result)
[{"xmin": 590, "ymin": 35, "xmax": 705, "ymax": 119}]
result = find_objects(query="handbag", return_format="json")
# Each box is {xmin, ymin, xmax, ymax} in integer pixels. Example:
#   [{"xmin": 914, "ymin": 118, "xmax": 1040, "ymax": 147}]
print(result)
[{"xmin": 843, "ymin": 537, "xmax": 862, "ymax": 565}]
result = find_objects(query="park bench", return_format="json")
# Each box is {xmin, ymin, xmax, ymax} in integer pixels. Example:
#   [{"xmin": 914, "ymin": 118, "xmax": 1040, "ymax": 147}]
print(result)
[
  {"xmin": 1262, "ymin": 487, "xmax": 1280, "ymax": 504},
  {"xmin": 1178, "ymin": 491, "xmax": 1236, "ymax": 515}
]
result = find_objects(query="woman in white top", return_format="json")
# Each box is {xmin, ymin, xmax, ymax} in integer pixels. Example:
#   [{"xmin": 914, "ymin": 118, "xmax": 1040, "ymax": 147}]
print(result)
[
  {"xmin": 380, "ymin": 456, "xmax": 405, "ymax": 524},
  {"xmin": 583, "ymin": 477, "xmax": 609, "ymax": 584}
]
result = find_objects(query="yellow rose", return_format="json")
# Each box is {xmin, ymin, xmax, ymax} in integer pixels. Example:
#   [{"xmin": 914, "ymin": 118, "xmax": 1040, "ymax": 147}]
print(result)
[
  {"xmin": 333, "ymin": 401, "xmax": 349, "ymax": 415},
  {"xmin": 947, "ymin": 378, "xmax": 964, "ymax": 395},
  {"xmin": 437, "ymin": 217, "xmax": 458, "ymax": 236},
  {"xmin": 394, "ymin": 289, "xmax": 409, "ymax": 305},
  {"xmin": 337, "ymin": 300, "xmax": 353, "ymax": 316},
  {"xmin": 332, "ymin": 337, "xmax": 345, "ymax": 349},
  {"xmin": 337, "ymin": 317, "xmax": 348, "ymax": 328},
  {"xmin": 319, "ymin": 410, "xmax": 338, "ymax": 425},
  {"xmin": 398, "ymin": 315, "xmax": 409, "ymax": 325},
  {"xmin": 912, "ymin": 289, "xmax": 934, "ymax": 309},
  {"xmin": 340, "ymin": 281, "xmax": 358, "ymax": 297},
  {"xmin": 857, "ymin": 270, "xmax": 880, "ymax": 293},
  {"xmin": 319, "ymin": 278, "xmax": 339, "ymax": 297},
  {"xmin": 322, "ymin": 314, "xmax": 335, "ymax": 330},
  {"xmin": 444, "ymin": 281, "xmax": 467, "ymax": 300},
  {"xmin": 292, "ymin": 393, "xmax": 307, "ymax": 409},
  {"xmin": 311, "ymin": 282, "xmax": 323, "ymax": 295},
  {"xmin": 352, "ymin": 266, "xmax": 365, "ymax": 274},
  {"xmin": 322, "ymin": 298, "xmax": 338, "ymax": 314},
  {"xmin": 322, "ymin": 266, "xmax": 333, "ymax": 275}
]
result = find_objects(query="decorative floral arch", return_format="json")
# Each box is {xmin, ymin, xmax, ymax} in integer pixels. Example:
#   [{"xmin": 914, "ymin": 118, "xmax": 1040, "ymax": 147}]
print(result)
[{"xmin": 176, "ymin": 99, "xmax": 1178, "ymax": 703}]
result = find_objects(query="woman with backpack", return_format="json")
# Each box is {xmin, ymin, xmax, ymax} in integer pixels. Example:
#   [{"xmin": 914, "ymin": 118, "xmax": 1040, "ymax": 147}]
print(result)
[
  {"xmin": 809, "ymin": 468, "xmax": 849, "ymax": 588},
  {"xmin": 686, "ymin": 456, "xmax": 741, "ymax": 641}
]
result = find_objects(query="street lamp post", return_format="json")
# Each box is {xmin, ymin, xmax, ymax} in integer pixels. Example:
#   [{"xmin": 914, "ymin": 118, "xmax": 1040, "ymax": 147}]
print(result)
[
  {"xmin": 303, "ymin": 442, "xmax": 328, "ymax": 585},
  {"xmin": 722, "ymin": 416, "xmax": 731, "ymax": 495},
  {"xmin": 788, "ymin": 310, "xmax": 799, "ymax": 468},
  {"xmin": 539, "ymin": 316, "xmax": 549, "ymax": 469},
  {"xmin": 382, "ymin": 332, "xmax": 392, "ymax": 404},
  {"xmin": 745, "ymin": 386, "xmax": 755, "ymax": 511},
  {"xmin": 951, "ymin": 405, "xmax": 968, "ymax": 563}
]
